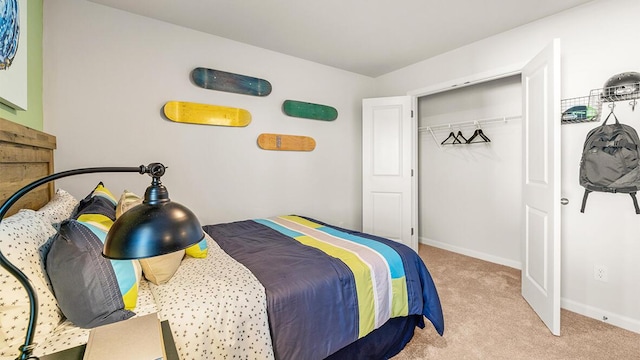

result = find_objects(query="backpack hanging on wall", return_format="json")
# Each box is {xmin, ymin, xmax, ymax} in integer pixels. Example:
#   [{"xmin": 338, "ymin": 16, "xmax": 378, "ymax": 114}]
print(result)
[{"xmin": 579, "ymin": 110, "xmax": 640, "ymax": 213}]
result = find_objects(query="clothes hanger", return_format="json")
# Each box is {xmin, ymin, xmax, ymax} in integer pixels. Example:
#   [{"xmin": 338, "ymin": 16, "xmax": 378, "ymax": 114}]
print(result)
[
  {"xmin": 440, "ymin": 128, "xmax": 461, "ymax": 145},
  {"xmin": 453, "ymin": 132, "xmax": 463, "ymax": 144},
  {"xmin": 440, "ymin": 131, "xmax": 456, "ymax": 145},
  {"xmin": 478, "ymin": 129, "xmax": 491, "ymax": 142},
  {"xmin": 465, "ymin": 129, "xmax": 480, "ymax": 143},
  {"xmin": 456, "ymin": 129, "xmax": 468, "ymax": 143},
  {"xmin": 467, "ymin": 129, "xmax": 491, "ymax": 143},
  {"xmin": 466, "ymin": 122, "xmax": 491, "ymax": 144}
]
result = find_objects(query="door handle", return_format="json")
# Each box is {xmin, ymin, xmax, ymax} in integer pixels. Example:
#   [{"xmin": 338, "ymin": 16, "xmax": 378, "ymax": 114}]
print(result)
[{"xmin": 561, "ymin": 198, "xmax": 569, "ymax": 205}]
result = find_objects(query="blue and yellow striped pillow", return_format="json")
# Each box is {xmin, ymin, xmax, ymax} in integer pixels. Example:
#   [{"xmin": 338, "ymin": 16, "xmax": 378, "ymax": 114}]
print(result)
[
  {"xmin": 185, "ymin": 238, "xmax": 208, "ymax": 258},
  {"xmin": 75, "ymin": 212, "xmax": 141, "ymax": 311},
  {"xmin": 46, "ymin": 183, "xmax": 141, "ymax": 328}
]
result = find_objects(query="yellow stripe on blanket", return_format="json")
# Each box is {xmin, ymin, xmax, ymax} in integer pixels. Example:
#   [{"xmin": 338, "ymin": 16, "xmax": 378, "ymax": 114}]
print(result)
[
  {"xmin": 391, "ymin": 278, "xmax": 409, "ymax": 316},
  {"xmin": 280, "ymin": 215, "xmax": 323, "ymax": 229}
]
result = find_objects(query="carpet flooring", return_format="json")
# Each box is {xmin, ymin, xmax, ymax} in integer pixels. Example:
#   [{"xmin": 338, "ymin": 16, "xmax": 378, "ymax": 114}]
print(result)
[{"xmin": 393, "ymin": 245, "xmax": 640, "ymax": 359}]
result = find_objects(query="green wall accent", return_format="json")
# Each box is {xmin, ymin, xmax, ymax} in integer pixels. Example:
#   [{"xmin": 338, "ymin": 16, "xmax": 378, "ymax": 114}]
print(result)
[{"xmin": 0, "ymin": 0, "xmax": 43, "ymax": 130}]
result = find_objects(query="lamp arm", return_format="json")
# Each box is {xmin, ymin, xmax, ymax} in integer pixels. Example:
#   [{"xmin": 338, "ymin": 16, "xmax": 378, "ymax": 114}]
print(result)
[{"xmin": 0, "ymin": 164, "xmax": 159, "ymax": 360}]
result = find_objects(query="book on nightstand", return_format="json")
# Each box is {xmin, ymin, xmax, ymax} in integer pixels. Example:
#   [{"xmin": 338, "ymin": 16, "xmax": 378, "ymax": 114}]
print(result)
[{"xmin": 82, "ymin": 313, "xmax": 166, "ymax": 360}]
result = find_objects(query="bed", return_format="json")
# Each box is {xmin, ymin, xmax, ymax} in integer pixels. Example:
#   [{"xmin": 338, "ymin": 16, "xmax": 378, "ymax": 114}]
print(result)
[{"xmin": 0, "ymin": 117, "xmax": 444, "ymax": 360}]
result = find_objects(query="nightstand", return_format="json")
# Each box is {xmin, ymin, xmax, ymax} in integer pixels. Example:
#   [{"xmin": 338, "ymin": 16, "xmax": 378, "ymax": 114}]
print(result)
[{"xmin": 39, "ymin": 320, "xmax": 179, "ymax": 360}]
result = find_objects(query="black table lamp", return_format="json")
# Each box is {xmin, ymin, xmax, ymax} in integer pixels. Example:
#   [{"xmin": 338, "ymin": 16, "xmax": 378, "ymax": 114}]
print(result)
[{"xmin": 0, "ymin": 163, "xmax": 204, "ymax": 360}]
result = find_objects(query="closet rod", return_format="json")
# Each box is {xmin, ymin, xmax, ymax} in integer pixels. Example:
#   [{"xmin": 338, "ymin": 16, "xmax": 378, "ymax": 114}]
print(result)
[{"xmin": 418, "ymin": 114, "xmax": 521, "ymax": 132}]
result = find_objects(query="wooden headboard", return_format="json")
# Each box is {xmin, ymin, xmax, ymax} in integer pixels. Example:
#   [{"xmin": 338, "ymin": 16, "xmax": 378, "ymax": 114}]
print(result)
[{"xmin": 0, "ymin": 117, "xmax": 57, "ymax": 217}]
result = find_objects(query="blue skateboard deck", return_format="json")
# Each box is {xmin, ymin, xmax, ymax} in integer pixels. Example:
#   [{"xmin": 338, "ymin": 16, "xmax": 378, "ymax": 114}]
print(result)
[{"xmin": 191, "ymin": 67, "xmax": 272, "ymax": 97}]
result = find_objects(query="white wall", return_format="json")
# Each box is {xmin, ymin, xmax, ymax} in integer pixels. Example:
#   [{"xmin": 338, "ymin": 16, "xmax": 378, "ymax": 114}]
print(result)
[
  {"xmin": 43, "ymin": 0, "xmax": 640, "ymax": 335},
  {"xmin": 376, "ymin": 0, "xmax": 640, "ymax": 333},
  {"xmin": 43, "ymin": 0, "xmax": 375, "ymax": 230}
]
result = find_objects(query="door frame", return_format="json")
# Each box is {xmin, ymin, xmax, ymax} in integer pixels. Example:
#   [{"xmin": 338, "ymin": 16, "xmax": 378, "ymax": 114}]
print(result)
[
  {"xmin": 406, "ymin": 62, "xmax": 525, "ymax": 252},
  {"xmin": 404, "ymin": 51, "xmax": 561, "ymax": 335},
  {"xmin": 406, "ymin": 62, "xmax": 526, "ymax": 255},
  {"xmin": 407, "ymin": 62, "xmax": 525, "ymax": 98}
]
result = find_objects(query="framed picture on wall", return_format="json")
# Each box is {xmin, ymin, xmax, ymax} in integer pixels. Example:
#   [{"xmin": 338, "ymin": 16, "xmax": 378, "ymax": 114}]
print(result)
[{"xmin": 0, "ymin": 0, "xmax": 27, "ymax": 110}]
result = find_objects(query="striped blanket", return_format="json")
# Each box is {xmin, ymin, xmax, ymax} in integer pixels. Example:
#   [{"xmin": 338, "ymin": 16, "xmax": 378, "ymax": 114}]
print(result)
[{"xmin": 204, "ymin": 215, "xmax": 444, "ymax": 360}]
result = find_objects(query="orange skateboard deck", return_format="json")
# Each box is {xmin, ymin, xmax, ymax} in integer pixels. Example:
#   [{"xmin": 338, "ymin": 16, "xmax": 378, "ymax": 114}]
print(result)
[
  {"xmin": 257, "ymin": 133, "xmax": 316, "ymax": 151},
  {"xmin": 163, "ymin": 101, "xmax": 251, "ymax": 127}
]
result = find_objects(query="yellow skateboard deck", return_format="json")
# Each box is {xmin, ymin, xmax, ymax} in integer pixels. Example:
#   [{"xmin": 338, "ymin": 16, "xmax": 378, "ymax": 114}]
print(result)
[
  {"xmin": 257, "ymin": 133, "xmax": 316, "ymax": 151},
  {"xmin": 163, "ymin": 101, "xmax": 251, "ymax": 127}
]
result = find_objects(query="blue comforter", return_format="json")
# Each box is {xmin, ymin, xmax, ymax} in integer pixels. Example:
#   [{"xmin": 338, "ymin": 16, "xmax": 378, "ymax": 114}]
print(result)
[{"xmin": 203, "ymin": 215, "xmax": 444, "ymax": 360}]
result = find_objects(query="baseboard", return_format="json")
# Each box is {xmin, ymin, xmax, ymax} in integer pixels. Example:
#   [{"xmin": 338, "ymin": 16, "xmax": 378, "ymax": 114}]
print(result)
[
  {"xmin": 420, "ymin": 237, "xmax": 521, "ymax": 270},
  {"xmin": 562, "ymin": 298, "xmax": 640, "ymax": 334}
]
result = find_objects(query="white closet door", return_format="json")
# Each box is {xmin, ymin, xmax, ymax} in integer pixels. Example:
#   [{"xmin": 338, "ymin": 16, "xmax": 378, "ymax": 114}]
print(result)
[
  {"xmin": 362, "ymin": 96, "xmax": 416, "ymax": 251},
  {"xmin": 521, "ymin": 39, "xmax": 562, "ymax": 336}
]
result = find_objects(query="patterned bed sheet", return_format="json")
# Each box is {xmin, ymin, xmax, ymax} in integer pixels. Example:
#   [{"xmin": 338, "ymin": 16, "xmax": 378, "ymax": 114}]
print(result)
[
  {"xmin": 24, "ymin": 235, "xmax": 274, "ymax": 360},
  {"xmin": 148, "ymin": 235, "xmax": 274, "ymax": 360}
]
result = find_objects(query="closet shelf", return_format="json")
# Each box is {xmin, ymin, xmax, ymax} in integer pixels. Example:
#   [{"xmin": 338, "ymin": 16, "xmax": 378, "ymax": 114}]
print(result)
[
  {"xmin": 561, "ymin": 81, "xmax": 640, "ymax": 125},
  {"xmin": 418, "ymin": 115, "xmax": 521, "ymax": 133},
  {"xmin": 419, "ymin": 115, "xmax": 520, "ymax": 149}
]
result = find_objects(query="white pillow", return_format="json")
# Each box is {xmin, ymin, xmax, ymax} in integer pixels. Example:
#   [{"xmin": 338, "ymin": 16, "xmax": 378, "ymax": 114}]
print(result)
[
  {"xmin": 116, "ymin": 191, "xmax": 185, "ymax": 285},
  {"xmin": 0, "ymin": 210, "xmax": 63, "ymax": 358},
  {"xmin": 36, "ymin": 189, "xmax": 78, "ymax": 225}
]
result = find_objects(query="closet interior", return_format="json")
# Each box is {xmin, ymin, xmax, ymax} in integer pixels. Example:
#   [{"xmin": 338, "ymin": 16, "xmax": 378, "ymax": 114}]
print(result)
[{"xmin": 418, "ymin": 75, "xmax": 523, "ymax": 267}]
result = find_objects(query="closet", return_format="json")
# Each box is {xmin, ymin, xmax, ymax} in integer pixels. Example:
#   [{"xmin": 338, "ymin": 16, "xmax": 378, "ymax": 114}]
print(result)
[
  {"xmin": 418, "ymin": 75, "xmax": 522, "ymax": 267},
  {"xmin": 363, "ymin": 39, "xmax": 562, "ymax": 336}
]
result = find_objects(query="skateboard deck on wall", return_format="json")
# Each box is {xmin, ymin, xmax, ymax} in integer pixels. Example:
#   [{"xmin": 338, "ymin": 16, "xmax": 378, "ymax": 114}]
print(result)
[
  {"xmin": 163, "ymin": 101, "xmax": 252, "ymax": 127},
  {"xmin": 282, "ymin": 100, "xmax": 338, "ymax": 121},
  {"xmin": 191, "ymin": 67, "xmax": 272, "ymax": 97},
  {"xmin": 257, "ymin": 133, "xmax": 316, "ymax": 151}
]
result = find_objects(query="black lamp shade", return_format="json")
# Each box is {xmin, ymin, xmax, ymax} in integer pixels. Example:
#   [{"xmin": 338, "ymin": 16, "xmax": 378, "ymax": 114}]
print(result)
[{"xmin": 103, "ymin": 201, "xmax": 204, "ymax": 259}]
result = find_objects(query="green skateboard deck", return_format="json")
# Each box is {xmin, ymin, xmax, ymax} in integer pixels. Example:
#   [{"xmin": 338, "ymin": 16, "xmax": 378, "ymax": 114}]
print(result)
[
  {"xmin": 191, "ymin": 67, "xmax": 272, "ymax": 97},
  {"xmin": 282, "ymin": 100, "xmax": 338, "ymax": 121},
  {"xmin": 163, "ymin": 101, "xmax": 251, "ymax": 127},
  {"xmin": 257, "ymin": 133, "xmax": 316, "ymax": 151}
]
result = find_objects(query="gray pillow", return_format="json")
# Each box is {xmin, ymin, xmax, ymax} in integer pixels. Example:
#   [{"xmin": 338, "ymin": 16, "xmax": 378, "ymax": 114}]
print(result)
[
  {"xmin": 46, "ymin": 220, "xmax": 135, "ymax": 328},
  {"xmin": 45, "ymin": 183, "xmax": 140, "ymax": 328}
]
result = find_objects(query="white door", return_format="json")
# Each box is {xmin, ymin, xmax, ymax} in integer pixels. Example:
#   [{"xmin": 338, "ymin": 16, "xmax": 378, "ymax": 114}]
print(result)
[
  {"xmin": 521, "ymin": 39, "xmax": 562, "ymax": 336},
  {"xmin": 362, "ymin": 96, "xmax": 417, "ymax": 251}
]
